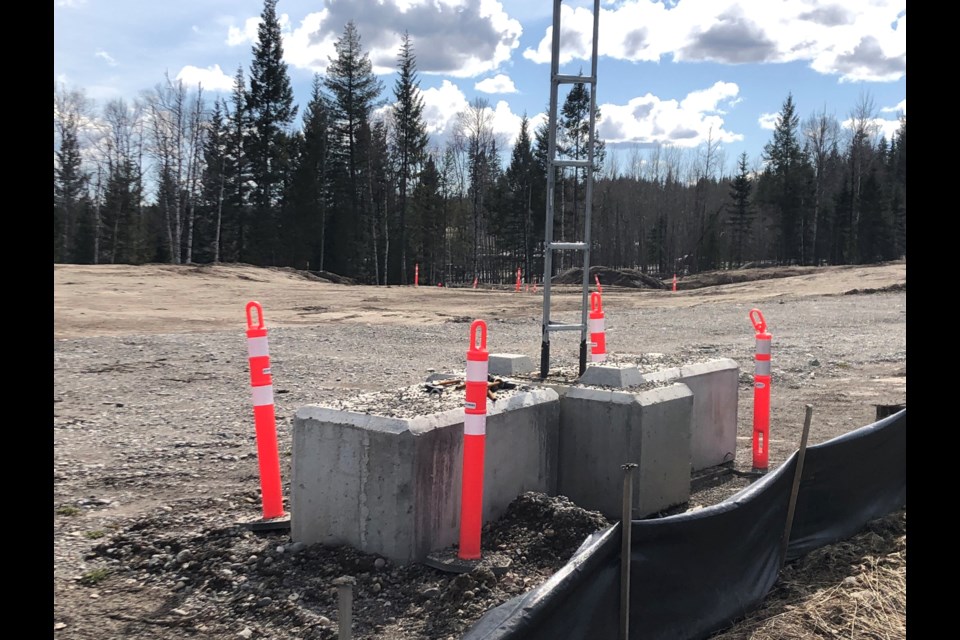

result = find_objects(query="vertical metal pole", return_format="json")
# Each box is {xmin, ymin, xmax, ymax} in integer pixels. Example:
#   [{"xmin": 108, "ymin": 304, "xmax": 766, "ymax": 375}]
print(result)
[
  {"xmin": 333, "ymin": 576, "xmax": 355, "ymax": 640},
  {"xmin": 620, "ymin": 463, "xmax": 637, "ymax": 640},
  {"xmin": 541, "ymin": 0, "xmax": 563, "ymax": 379},
  {"xmin": 579, "ymin": 0, "xmax": 601, "ymax": 377},
  {"xmin": 781, "ymin": 405, "xmax": 813, "ymax": 568}
]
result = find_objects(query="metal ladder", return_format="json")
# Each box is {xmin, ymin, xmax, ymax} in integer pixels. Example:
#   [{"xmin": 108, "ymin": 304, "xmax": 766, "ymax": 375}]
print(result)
[{"xmin": 540, "ymin": 0, "xmax": 601, "ymax": 378}]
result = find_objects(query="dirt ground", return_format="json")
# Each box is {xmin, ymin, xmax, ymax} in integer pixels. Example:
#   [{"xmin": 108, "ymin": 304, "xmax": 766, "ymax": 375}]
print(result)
[{"xmin": 53, "ymin": 260, "xmax": 906, "ymax": 639}]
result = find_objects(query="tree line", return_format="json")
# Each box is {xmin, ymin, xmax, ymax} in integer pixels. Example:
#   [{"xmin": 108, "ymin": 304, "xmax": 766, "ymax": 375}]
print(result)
[{"xmin": 54, "ymin": 0, "xmax": 906, "ymax": 284}]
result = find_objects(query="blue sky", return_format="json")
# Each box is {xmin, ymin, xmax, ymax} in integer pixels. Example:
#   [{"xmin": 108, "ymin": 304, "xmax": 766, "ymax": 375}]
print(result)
[{"xmin": 54, "ymin": 0, "xmax": 906, "ymax": 175}]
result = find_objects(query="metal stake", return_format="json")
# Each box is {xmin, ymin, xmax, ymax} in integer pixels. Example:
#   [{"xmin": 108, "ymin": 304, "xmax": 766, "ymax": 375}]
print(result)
[
  {"xmin": 620, "ymin": 463, "xmax": 638, "ymax": 640},
  {"xmin": 333, "ymin": 575, "xmax": 356, "ymax": 640},
  {"xmin": 781, "ymin": 405, "xmax": 813, "ymax": 568}
]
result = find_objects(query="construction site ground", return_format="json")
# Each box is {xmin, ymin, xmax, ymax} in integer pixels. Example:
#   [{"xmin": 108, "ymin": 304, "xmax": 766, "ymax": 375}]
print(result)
[{"xmin": 53, "ymin": 260, "xmax": 907, "ymax": 639}]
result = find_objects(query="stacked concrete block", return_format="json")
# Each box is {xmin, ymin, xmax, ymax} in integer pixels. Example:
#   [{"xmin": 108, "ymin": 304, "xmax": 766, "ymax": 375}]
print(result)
[
  {"xmin": 557, "ymin": 383, "xmax": 694, "ymax": 519},
  {"xmin": 643, "ymin": 358, "xmax": 739, "ymax": 471},
  {"xmin": 291, "ymin": 389, "xmax": 559, "ymax": 562}
]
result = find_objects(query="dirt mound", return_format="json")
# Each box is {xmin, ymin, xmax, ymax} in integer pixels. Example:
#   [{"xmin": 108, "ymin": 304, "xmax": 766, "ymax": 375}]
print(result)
[
  {"xmin": 182, "ymin": 263, "xmax": 357, "ymax": 285},
  {"xmin": 552, "ymin": 266, "xmax": 667, "ymax": 289},
  {"xmin": 84, "ymin": 491, "xmax": 609, "ymax": 639}
]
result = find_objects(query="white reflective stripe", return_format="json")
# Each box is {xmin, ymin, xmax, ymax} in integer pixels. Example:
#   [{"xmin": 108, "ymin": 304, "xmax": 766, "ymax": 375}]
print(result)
[
  {"xmin": 464, "ymin": 413, "xmax": 486, "ymax": 435},
  {"xmin": 755, "ymin": 361, "xmax": 771, "ymax": 375},
  {"xmin": 589, "ymin": 318, "xmax": 605, "ymax": 333},
  {"xmin": 755, "ymin": 339, "xmax": 770, "ymax": 355},
  {"xmin": 251, "ymin": 384, "xmax": 274, "ymax": 407},
  {"xmin": 465, "ymin": 359, "xmax": 488, "ymax": 382},
  {"xmin": 247, "ymin": 336, "xmax": 270, "ymax": 358},
  {"xmin": 591, "ymin": 352, "xmax": 607, "ymax": 363}
]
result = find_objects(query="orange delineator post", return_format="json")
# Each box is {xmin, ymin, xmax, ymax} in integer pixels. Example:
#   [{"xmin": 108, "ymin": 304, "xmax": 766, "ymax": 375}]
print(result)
[
  {"xmin": 672, "ymin": 274, "xmax": 677, "ymax": 292},
  {"xmin": 245, "ymin": 301, "xmax": 286, "ymax": 520},
  {"xmin": 414, "ymin": 263, "xmax": 419, "ymax": 287},
  {"xmin": 473, "ymin": 276, "xmax": 478, "ymax": 289},
  {"xmin": 589, "ymin": 292, "xmax": 606, "ymax": 363},
  {"xmin": 750, "ymin": 308, "xmax": 772, "ymax": 472},
  {"xmin": 515, "ymin": 268, "xmax": 522, "ymax": 292},
  {"xmin": 459, "ymin": 319, "xmax": 488, "ymax": 560},
  {"xmin": 595, "ymin": 274, "xmax": 602, "ymax": 294}
]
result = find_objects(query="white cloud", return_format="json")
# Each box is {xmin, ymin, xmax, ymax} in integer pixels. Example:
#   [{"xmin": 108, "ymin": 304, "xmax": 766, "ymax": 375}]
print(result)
[
  {"xmin": 598, "ymin": 83, "xmax": 744, "ymax": 148},
  {"xmin": 758, "ymin": 113, "xmax": 779, "ymax": 130},
  {"xmin": 231, "ymin": 1, "xmax": 521, "ymax": 78},
  {"xmin": 524, "ymin": 1, "xmax": 906, "ymax": 82},
  {"xmin": 227, "ymin": 16, "xmax": 261, "ymax": 47},
  {"xmin": 881, "ymin": 99, "xmax": 906, "ymax": 114},
  {"xmin": 95, "ymin": 49, "xmax": 118, "ymax": 67},
  {"xmin": 841, "ymin": 116, "xmax": 902, "ymax": 142},
  {"xmin": 475, "ymin": 74, "xmax": 518, "ymax": 94},
  {"xmin": 282, "ymin": 11, "xmax": 335, "ymax": 73},
  {"xmin": 401, "ymin": 80, "xmax": 541, "ymax": 151},
  {"xmin": 176, "ymin": 64, "xmax": 234, "ymax": 92},
  {"xmin": 419, "ymin": 80, "xmax": 471, "ymax": 136},
  {"xmin": 57, "ymin": 0, "xmax": 87, "ymax": 7}
]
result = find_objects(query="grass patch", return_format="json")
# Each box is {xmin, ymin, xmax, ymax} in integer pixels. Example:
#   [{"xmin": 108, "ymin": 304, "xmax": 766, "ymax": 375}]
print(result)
[
  {"xmin": 84, "ymin": 530, "xmax": 106, "ymax": 540},
  {"xmin": 80, "ymin": 568, "xmax": 111, "ymax": 586},
  {"xmin": 57, "ymin": 505, "xmax": 81, "ymax": 516}
]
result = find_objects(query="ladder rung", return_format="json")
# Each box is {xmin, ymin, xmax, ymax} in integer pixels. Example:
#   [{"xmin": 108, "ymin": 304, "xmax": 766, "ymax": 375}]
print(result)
[
  {"xmin": 549, "ymin": 242, "xmax": 586, "ymax": 251},
  {"xmin": 547, "ymin": 323, "xmax": 584, "ymax": 332},
  {"xmin": 553, "ymin": 159, "xmax": 591, "ymax": 169},
  {"xmin": 555, "ymin": 74, "xmax": 595, "ymax": 85}
]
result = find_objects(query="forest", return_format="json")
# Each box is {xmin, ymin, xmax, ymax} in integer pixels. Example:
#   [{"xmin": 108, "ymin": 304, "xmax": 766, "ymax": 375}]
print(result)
[{"xmin": 54, "ymin": 0, "xmax": 906, "ymax": 285}]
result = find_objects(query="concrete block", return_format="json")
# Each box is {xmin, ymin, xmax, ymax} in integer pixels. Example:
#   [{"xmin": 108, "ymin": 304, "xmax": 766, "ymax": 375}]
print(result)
[
  {"xmin": 291, "ymin": 388, "xmax": 559, "ymax": 563},
  {"xmin": 645, "ymin": 359, "xmax": 739, "ymax": 471},
  {"xmin": 577, "ymin": 364, "xmax": 644, "ymax": 388},
  {"xmin": 557, "ymin": 384, "xmax": 693, "ymax": 519},
  {"xmin": 488, "ymin": 353, "xmax": 536, "ymax": 377}
]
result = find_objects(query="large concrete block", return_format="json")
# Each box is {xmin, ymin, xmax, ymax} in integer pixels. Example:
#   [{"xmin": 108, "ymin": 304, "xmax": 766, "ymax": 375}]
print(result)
[
  {"xmin": 644, "ymin": 358, "xmax": 739, "ymax": 471},
  {"xmin": 557, "ymin": 383, "xmax": 693, "ymax": 519},
  {"xmin": 488, "ymin": 353, "xmax": 535, "ymax": 376},
  {"xmin": 291, "ymin": 388, "xmax": 559, "ymax": 563},
  {"xmin": 577, "ymin": 364, "xmax": 644, "ymax": 388}
]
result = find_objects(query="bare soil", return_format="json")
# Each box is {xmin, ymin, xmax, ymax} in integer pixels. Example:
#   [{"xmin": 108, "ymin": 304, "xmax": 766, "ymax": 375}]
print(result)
[{"xmin": 53, "ymin": 260, "xmax": 907, "ymax": 639}]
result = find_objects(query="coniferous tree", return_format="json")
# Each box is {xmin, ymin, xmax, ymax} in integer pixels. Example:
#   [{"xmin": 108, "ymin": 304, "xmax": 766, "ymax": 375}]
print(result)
[
  {"xmin": 760, "ymin": 94, "xmax": 813, "ymax": 264},
  {"xmin": 54, "ymin": 90, "xmax": 89, "ymax": 262},
  {"xmin": 503, "ymin": 115, "xmax": 538, "ymax": 280},
  {"xmin": 199, "ymin": 99, "xmax": 229, "ymax": 263},
  {"xmin": 245, "ymin": 0, "xmax": 298, "ymax": 265},
  {"xmin": 391, "ymin": 32, "xmax": 429, "ymax": 284},
  {"xmin": 325, "ymin": 21, "xmax": 384, "ymax": 280},
  {"xmin": 558, "ymin": 82, "xmax": 605, "ymax": 260},
  {"xmin": 287, "ymin": 75, "xmax": 333, "ymax": 271},
  {"xmin": 727, "ymin": 151, "xmax": 753, "ymax": 266}
]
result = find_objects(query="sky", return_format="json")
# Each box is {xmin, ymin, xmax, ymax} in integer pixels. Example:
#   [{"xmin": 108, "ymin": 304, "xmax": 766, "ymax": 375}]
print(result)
[{"xmin": 54, "ymin": 0, "xmax": 906, "ymax": 175}]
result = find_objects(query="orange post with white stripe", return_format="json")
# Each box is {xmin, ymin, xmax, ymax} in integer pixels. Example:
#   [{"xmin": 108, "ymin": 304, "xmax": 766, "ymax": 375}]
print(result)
[
  {"xmin": 459, "ymin": 320, "xmax": 488, "ymax": 560},
  {"xmin": 595, "ymin": 274, "xmax": 602, "ymax": 294},
  {"xmin": 515, "ymin": 268, "xmax": 522, "ymax": 292},
  {"xmin": 750, "ymin": 308, "xmax": 772, "ymax": 472},
  {"xmin": 672, "ymin": 274, "xmax": 677, "ymax": 292},
  {"xmin": 589, "ymin": 292, "xmax": 606, "ymax": 363},
  {"xmin": 245, "ymin": 301, "xmax": 286, "ymax": 520},
  {"xmin": 414, "ymin": 263, "xmax": 419, "ymax": 287}
]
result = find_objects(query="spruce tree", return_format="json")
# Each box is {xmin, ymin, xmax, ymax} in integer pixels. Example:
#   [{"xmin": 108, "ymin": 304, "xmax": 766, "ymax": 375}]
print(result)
[
  {"xmin": 761, "ymin": 94, "xmax": 812, "ymax": 264},
  {"xmin": 727, "ymin": 152, "xmax": 753, "ymax": 266},
  {"xmin": 324, "ymin": 21, "xmax": 384, "ymax": 279},
  {"xmin": 54, "ymin": 124, "xmax": 87, "ymax": 262},
  {"xmin": 391, "ymin": 32, "xmax": 429, "ymax": 284},
  {"xmin": 245, "ymin": 0, "xmax": 298, "ymax": 265}
]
